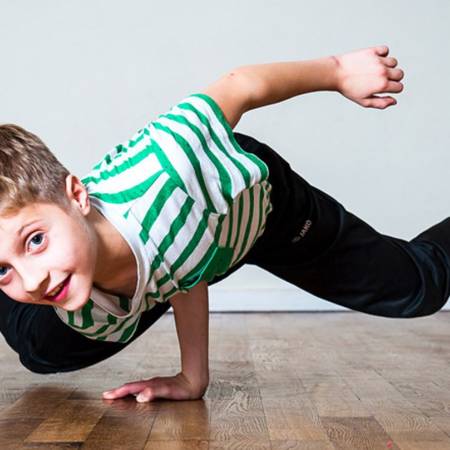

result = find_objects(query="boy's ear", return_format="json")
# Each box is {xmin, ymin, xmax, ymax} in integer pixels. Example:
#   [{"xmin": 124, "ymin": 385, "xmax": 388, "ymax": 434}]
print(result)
[{"xmin": 64, "ymin": 174, "xmax": 90, "ymax": 216}]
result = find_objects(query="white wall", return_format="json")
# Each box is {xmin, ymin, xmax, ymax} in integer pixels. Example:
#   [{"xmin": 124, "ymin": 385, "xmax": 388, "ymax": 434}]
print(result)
[{"xmin": 1, "ymin": 1, "xmax": 449, "ymax": 310}]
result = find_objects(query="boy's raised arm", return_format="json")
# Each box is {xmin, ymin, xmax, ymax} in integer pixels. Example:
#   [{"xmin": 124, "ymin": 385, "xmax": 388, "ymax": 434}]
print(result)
[{"xmin": 202, "ymin": 45, "xmax": 404, "ymax": 129}]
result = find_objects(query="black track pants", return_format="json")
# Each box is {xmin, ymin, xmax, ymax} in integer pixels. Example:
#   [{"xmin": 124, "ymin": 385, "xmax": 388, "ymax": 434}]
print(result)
[{"xmin": 221, "ymin": 133, "xmax": 450, "ymax": 319}]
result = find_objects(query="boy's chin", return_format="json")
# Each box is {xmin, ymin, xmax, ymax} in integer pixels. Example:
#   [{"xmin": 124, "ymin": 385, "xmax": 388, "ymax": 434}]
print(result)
[{"xmin": 57, "ymin": 296, "xmax": 90, "ymax": 312}]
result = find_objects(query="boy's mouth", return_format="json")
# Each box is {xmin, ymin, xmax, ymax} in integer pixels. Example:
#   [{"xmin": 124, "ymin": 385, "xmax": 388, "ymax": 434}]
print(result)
[{"xmin": 44, "ymin": 275, "xmax": 71, "ymax": 302}]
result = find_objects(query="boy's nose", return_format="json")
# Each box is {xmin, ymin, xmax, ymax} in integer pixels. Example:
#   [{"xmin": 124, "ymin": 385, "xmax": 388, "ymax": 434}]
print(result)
[{"xmin": 20, "ymin": 267, "xmax": 49, "ymax": 297}]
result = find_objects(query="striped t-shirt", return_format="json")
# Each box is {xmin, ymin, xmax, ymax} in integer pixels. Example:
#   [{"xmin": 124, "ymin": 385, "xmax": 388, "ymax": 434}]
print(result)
[{"xmin": 54, "ymin": 93, "xmax": 273, "ymax": 343}]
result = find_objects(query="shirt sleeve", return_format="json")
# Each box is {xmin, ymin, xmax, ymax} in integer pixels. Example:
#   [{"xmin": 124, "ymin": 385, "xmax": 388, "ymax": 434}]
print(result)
[
  {"xmin": 143, "ymin": 93, "xmax": 270, "ymax": 216},
  {"xmin": 160, "ymin": 93, "xmax": 235, "ymax": 139}
]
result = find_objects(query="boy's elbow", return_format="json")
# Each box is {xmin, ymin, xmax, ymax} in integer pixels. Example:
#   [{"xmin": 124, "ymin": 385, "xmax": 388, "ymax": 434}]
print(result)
[
  {"xmin": 232, "ymin": 66, "xmax": 268, "ymax": 110},
  {"xmin": 202, "ymin": 69, "xmax": 265, "ymax": 129}
]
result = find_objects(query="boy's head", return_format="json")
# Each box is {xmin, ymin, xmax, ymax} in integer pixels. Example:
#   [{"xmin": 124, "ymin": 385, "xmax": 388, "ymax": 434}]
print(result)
[
  {"xmin": 0, "ymin": 124, "xmax": 98, "ymax": 311},
  {"xmin": 0, "ymin": 124, "xmax": 71, "ymax": 215}
]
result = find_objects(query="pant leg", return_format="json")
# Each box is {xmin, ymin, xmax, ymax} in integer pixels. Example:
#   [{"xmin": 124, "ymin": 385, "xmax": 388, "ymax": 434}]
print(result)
[
  {"xmin": 0, "ymin": 291, "xmax": 171, "ymax": 374},
  {"xmin": 228, "ymin": 132, "xmax": 450, "ymax": 318}
]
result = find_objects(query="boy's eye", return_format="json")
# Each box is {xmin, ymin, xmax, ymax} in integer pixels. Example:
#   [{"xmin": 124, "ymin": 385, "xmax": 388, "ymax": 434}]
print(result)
[
  {"xmin": 28, "ymin": 232, "xmax": 45, "ymax": 250},
  {"xmin": 0, "ymin": 233, "xmax": 46, "ymax": 280}
]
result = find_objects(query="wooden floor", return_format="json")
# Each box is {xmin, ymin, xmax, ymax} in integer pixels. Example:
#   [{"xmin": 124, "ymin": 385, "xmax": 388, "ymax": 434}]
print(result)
[{"xmin": 2, "ymin": 311, "xmax": 450, "ymax": 449}]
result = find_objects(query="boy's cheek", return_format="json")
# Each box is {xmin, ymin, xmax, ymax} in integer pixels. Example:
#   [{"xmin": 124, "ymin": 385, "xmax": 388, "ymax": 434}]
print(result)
[
  {"xmin": 0, "ymin": 286, "xmax": 18, "ymax": 302},
  {"xmin": 2, "ymin": 292, "xmax": 32, "ymax": 304},
  {"xmin": 1, "ymin": 284, "xmax": 38, "ymax": 305}
]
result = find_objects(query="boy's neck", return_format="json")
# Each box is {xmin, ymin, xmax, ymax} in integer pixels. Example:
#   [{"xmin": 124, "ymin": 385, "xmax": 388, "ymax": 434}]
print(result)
[{"xmin": 88, "ymin": 207, "xmax": 137, "ymax": 298}]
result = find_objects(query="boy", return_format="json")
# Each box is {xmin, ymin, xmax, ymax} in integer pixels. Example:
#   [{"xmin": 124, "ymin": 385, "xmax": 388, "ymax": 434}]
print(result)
[{"xmin": 0, "ymin": 45, "xmax": 449, "ymax": 403}]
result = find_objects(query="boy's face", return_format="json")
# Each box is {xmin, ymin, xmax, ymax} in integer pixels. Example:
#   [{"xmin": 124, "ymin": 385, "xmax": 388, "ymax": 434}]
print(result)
[{"xmin": 0, "ymin": 176, "xmax": 97, "ymax": 311}]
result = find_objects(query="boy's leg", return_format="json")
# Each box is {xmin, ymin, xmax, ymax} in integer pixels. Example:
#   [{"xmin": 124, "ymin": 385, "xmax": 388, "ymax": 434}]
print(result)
[
  {"xmin": 0, "ymin": 292, "xmax": 171, "ymax": 373},
  {"xmin": 228, "ymin": 132, "xmax": 450, "ymax": 318}
]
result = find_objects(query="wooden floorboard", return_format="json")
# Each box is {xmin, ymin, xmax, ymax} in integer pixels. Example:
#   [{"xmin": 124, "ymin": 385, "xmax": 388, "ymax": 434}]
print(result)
[{"xmin": 1, "ymin": 311, "xmax": 450, "ymax": 449}]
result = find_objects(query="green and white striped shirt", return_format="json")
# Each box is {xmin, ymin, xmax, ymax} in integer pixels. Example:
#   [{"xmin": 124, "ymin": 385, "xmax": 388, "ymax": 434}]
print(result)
[{"xmin": 54, "ymin": 93, "xmax": 273, "ymax": 343}]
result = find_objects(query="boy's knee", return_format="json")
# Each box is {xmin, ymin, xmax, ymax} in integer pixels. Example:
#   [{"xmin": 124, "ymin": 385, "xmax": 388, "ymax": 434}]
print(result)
[
  {"xmin": 18, "ymin": 350, "xmax": 59, "ymax": 374},
  {"xmin": 397, "ymin": 239, "xmax": 450, "ymax": 318},
  {"xmin": 16, "ymin": 328, "xmax": 66, "ymax": 374},
  {"xmin": 5, "ymin": 303, "xmax": 96, "ymax": 374},
  {"xmin": 396, "ymin": 287, "xmax": 448, "ymax": 318}
]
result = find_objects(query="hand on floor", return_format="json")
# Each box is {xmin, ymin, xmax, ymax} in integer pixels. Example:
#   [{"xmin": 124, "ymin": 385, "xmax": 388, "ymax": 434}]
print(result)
[{"xmin": 102, "ymin": 372, "xmax": 208, "ymax": 402}]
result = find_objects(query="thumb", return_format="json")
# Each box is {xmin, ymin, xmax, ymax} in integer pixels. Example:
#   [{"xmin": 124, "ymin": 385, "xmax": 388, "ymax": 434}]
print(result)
[
  {"xmin": 102, "ymin": 381, "xmax": 148, "ymax": 399},
  {"xmin": 365, "ymin": 95, "xmax": 397, "ymax": 109},
  {"xmin": 136, "ymin": 382, "xmax": 170, "ymax": 403}
]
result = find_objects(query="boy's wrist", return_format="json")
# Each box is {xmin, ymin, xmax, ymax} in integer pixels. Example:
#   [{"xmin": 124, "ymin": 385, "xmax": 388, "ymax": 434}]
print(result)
[
  {"xmin": 181, "ymin": 363, "xmax": 209, "ymax": 388},
  {"xmin": 178, "ymin": 370, "xmax": 209, "ymax": 397},
  {"xmin": 322, "ymin": 55, "xmax": 341, "ymax": 92},
  {"xmin": 290, "ymin": 55, "xmax": 341, "ymax": 93}
]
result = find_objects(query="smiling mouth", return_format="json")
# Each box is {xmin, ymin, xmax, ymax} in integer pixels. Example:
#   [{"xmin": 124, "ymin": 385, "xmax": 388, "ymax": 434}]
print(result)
[{"xmin": 44, "ymin": 275, "xmax": 71, "ymax": 302}]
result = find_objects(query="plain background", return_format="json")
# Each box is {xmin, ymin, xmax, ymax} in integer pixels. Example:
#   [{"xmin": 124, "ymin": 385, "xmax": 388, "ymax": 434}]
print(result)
[{"xmin": 0, "ymin": 1, "xmax": 449, "ymax": 310}]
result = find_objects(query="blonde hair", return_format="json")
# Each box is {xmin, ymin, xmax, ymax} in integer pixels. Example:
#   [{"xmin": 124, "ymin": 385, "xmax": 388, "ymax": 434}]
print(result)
[{"xmin": 0, "ymin": 124, "xmax": 70, "ymax": 216}]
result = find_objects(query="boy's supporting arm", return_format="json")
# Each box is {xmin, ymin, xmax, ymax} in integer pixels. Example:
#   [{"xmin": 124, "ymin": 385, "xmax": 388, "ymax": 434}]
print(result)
[
  {"xmin": 202, "ymin": 45, "xmax": 404, "ymax": 129},
  {"xmin": 102, "ymin": 281, "xmax": 209, "ymax": 402},
  {"xmin": 169, "ymin": 281, "xmax": 210, "ymax": 392}
]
